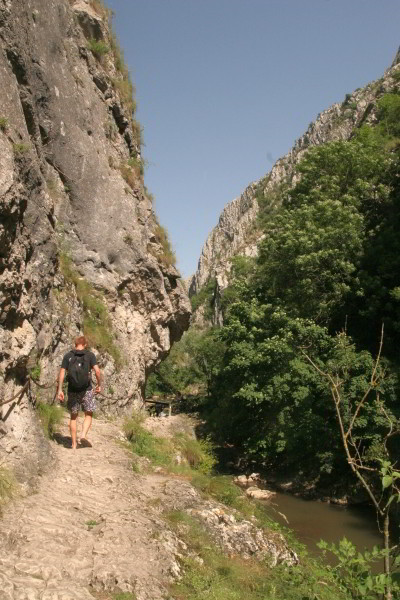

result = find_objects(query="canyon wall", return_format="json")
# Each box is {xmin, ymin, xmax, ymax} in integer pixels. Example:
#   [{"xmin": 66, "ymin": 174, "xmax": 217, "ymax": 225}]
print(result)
[{"xmin": 0, "ymin": 0, "xmax": 191, "ymax": 484}]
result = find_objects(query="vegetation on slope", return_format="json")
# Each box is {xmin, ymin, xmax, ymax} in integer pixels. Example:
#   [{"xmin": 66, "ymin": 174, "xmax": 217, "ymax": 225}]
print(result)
[
  {"xmin": 125, "ymin": 412, "xmax": 397, "ymax": 600},
  {"xmin": 146, "ymin": 90, "xmax": 400, "ymax": 597}
]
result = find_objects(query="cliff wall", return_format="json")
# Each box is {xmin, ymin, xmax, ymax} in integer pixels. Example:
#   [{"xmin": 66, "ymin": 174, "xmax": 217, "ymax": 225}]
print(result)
[{"xmin": 0, "ymin": 0, "xmax": 191, "ymax": 484}]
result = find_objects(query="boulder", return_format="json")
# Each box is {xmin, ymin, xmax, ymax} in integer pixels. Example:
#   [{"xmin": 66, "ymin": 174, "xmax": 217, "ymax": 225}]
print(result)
[{"xmin": 246, "ymin": 486, "xmax": 276, "ymax": 501}]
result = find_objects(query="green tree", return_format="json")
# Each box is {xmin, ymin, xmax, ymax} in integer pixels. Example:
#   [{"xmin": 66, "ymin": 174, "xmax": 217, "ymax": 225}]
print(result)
[
  {"xmin": 257, "ymin": 198, "xmax": 364, "ymax": 321},
  {"xmin": 146, "ymin": 328, "xmax": 225, "ymax": 398},
  {"xmin": 303, "ymin": 330, "xmax": 400, "ymax": 600}
]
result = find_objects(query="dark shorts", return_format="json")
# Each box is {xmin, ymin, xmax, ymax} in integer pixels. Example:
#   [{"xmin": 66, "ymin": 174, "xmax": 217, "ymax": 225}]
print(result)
[{"xmin": 67, "ymin": 388, "xmax": 96, "ymax": 415}]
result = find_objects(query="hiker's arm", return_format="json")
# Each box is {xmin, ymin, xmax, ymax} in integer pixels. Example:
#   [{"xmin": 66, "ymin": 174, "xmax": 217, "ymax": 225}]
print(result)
[
  {"xmin": 58, "ymin": 368, "xmax": 66, "ymax": 402},
  {"xmin": 93, "ymin": 365, "xmax": 102, "ymax": 393}
]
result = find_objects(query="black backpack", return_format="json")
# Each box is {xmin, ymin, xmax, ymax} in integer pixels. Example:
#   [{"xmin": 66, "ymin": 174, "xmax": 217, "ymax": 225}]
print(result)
[{"xmin": 67, "ymin": 350, "xmax": 90, "ymax": 391}]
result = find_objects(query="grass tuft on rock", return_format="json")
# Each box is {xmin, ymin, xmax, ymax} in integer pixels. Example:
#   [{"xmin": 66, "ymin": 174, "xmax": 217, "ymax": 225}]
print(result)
[
  {"xmin": 0, "ymin": 117, "xmax": 8, "ymax": 132},
  {"xmin": 124, "ymin": 412, "xmax": 215, "ymax": 475},
  {"xmin": 124, "ymin": 413, "xmax": 175, "ymax": 467},
  {"xmin": 12, "ymin": 142, "xmax": 30, "ymax": 154},
  {"xmin": 0, "ymin": 466, "xmax": 17, "ymax": 508},
  {"xmin": 87, "ymin": 38, "xmax": 109, "ymax": 60},
  {"xmin": 148, "ymin": 223, "xmax": 176, "ymax": 267},
  {"xmin": 36, "ymin": 402, "xmax": 64, "ymax": 439},
  {"xmin": 174, "ymin": 433, "xmax": 216, "ymax": 475},
  {"xmin": 112, "ymin": 78, "xmax": 136, "ymax": 116},
  {"xmin": 119, "ymin": 157, "xmax": 144, "ymax": 189}
]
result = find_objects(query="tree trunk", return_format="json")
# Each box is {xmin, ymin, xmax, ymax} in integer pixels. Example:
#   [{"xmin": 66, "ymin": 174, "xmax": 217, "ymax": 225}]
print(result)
[{"xmin": 383, "ymin": 511, "xmax": 392, "ymax": 600}]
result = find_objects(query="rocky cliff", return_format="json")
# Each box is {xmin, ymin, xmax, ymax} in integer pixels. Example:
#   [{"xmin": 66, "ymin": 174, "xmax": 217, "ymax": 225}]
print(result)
[
  {"xmin": 0, "ymin": 0, "xmax": 191, "ymax": 485},
  {"xmin": 190, "ymin": 54, "xmax": 400, "ymax": 312}
]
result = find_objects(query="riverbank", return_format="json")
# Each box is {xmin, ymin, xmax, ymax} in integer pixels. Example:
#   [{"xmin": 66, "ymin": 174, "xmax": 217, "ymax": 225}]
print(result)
[{"xmin": 180, "ymin": 395, "xmax": 369, "ymax": 506}]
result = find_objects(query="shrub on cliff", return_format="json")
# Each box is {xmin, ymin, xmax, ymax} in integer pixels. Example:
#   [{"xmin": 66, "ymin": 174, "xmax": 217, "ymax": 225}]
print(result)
[{"xmin": 87, "ymin": 38, "xmax": 110, "ymax": 60}]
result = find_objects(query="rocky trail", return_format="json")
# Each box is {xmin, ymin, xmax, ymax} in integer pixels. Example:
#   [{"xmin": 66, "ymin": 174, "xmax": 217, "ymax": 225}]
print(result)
[
  {"xmin": 0, "ymin": 414, "xmax": 184, "ymax": 600},
  {"xmin": 0, "ymin": 412, "xmax": 298, "ymax": 600}
]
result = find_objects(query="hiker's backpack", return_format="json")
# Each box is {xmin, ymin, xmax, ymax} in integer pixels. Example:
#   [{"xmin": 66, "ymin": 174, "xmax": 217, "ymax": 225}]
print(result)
[{"xmin": 67, "ymin": 351, "xmax": 90, "ymax": 391}]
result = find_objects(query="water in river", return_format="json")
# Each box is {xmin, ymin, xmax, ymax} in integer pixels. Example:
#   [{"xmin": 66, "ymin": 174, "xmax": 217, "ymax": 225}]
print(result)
[{"xmin": 264, "ymin": 490, "xmax": 383, "ymax": 558}]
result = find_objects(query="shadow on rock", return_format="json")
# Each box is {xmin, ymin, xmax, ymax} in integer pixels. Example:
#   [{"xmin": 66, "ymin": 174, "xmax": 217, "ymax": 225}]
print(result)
[{"xmin": 52, "ymin": 433, "xmax": 72, "ymax": 448}]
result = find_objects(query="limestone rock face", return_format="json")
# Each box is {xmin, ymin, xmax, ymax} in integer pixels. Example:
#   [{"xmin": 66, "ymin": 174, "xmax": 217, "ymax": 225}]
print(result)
[
  {"xmin": 189, "ymin": 185, "xmax": 259, "ymax": 297},
  {"xmin": 0, "ymin": 0, "xmax": 190, "ymax": 483},
  {"xmin": 190, "ymin": 56, "xmax": 400, "ymax": 323}
]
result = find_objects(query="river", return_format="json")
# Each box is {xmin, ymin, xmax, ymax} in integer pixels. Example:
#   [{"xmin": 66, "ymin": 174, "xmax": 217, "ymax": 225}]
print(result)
[{"xmin": 264, "ymin": 489, "xmax": 383, "ymax": 561}]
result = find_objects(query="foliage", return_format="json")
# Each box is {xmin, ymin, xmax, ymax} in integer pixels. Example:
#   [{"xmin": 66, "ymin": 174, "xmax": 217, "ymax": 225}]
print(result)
[
  {"xmin": 124, "ymin": 412, "xmax": 174, "ymax": 467},
  {"xmin": 128, "ymin": 155, "xmax": 144, "ymax": 176},
  {"xmin": 190, "ymin": 277, "xmax": 216, "ymax": 319},
  {"xmin": 0, "ymin": 117, "xmax": 8, "ymax": 132},
  {"xmin": 220, "ymin": 256, "xmax": 256, "ymax": 316},
  {"xmin": 29, "ymin": 363, "xmax": 41, "ymax": 382},
  {"xmin": 146, "ymin": 327, "xmax": 225, "ymax": 398},
  {"xmin": 46, "ymin": 177, "xmax": 59, "ymax": 200},
  {"xmin": 104, "ymin": 119, "xmax": 118, "ymax": 140},
  {"xmin": 112, "ymin": 78, "xmax": 136, "ymax": 116},
  {"xmin": 119, "ymin": 161, "xmax": 139, "ymax": 189},
  {"xmin": 36, "ymin": 402, "xmax": 64, "ymax": 439},
  {"xmin": 318, "ymin": 538, "xmax": 400, "ymax": 600},
  {"xmin": 87, "ymin": 38, "xmax": 109, "ymax": 60},
  {"xmin": 376, "ymin": 93, "xmax": 400, "ymax": 139},
  {"xmin": 113, "ymin": 593, "xmax": 136, "ymax": 600},
  {"xmin": 190, "ymin": 473, "xmax": 245, "ymax": 509},
  {"xmin": 174, "ymin": 434, "xmax": 216, "ymax": 475},
  {"xmin": 131, "ymin": 118, "xmax": 143, "ymax": 149},
  {"xmin": 124, "ymin": 412, "xmax": 216, "ymax": 475},
  {"xmin": 257, "ymin": 198, "xmax": 364, "ymax": 321},
  {"xmin": 59, "ymin": 252, "xmax": 122, "ymax": 367},
  {"xmin": 256, "ymin": 137, "xmax": 393, "ymax": 322},
  {"xmin": 152, "ymin": 223, "xmax": 176, "ymax": 267},
  {"xmin": 119, "ymin": 155, "xmax": 145, "ymax": 188},
  {"xmin": 303, "ymin": 331, "xmax": 400, "ymax": 597},
  {"xmin": 12, "ymin": 143, "xmax": 30, "ymax": 154},
  {"xmin": 209, "ymin": 304, "xmax": 347, "ymax": 476},
  {"xmin": 202, "ymin": 108, "xmax": 400, "ymax": 476}
]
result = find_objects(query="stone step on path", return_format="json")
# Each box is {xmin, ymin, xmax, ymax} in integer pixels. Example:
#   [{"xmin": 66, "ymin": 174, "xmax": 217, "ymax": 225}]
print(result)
[{"xmin": 0, "ymin": 415, "xmax": 177, "ymax": 600}]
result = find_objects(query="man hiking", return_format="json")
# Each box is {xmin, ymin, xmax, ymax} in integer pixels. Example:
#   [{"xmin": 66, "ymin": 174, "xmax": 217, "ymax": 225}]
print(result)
[{"xmin": 57, "ymin": 336, "xmax": 102, "ymax": 449}]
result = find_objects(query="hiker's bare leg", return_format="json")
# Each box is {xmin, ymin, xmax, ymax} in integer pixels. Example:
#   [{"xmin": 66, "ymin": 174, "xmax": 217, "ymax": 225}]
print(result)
[
  {"xmin": 81, "ymin": 411, "xmax": 93, "ymax": 440},
  {"xmin": 69, "ymin": 413, "xmax": 78, "ymax": 449}
]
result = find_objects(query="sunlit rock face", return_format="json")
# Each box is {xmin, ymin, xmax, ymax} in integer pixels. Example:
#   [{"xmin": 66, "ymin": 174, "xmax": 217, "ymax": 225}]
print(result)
[
  {"xmin": 0, "ymin": 0, "xmax": 191, "ymax": 482},
  {"xmin": 190, "ymin": 55, "xmax": 400, "ymax": 323}
]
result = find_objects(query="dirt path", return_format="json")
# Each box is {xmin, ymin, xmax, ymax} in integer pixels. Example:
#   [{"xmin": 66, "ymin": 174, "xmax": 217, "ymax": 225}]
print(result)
[{"xmin": 0, "ymin": 415, "xmax": 179, "ymax": 600}]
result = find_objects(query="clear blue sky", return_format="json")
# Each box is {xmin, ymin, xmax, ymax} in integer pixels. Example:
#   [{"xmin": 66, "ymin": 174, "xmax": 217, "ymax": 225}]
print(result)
[{"xmin": 106, "ymin": 0, "xmax": 400, "ymax": 278}]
